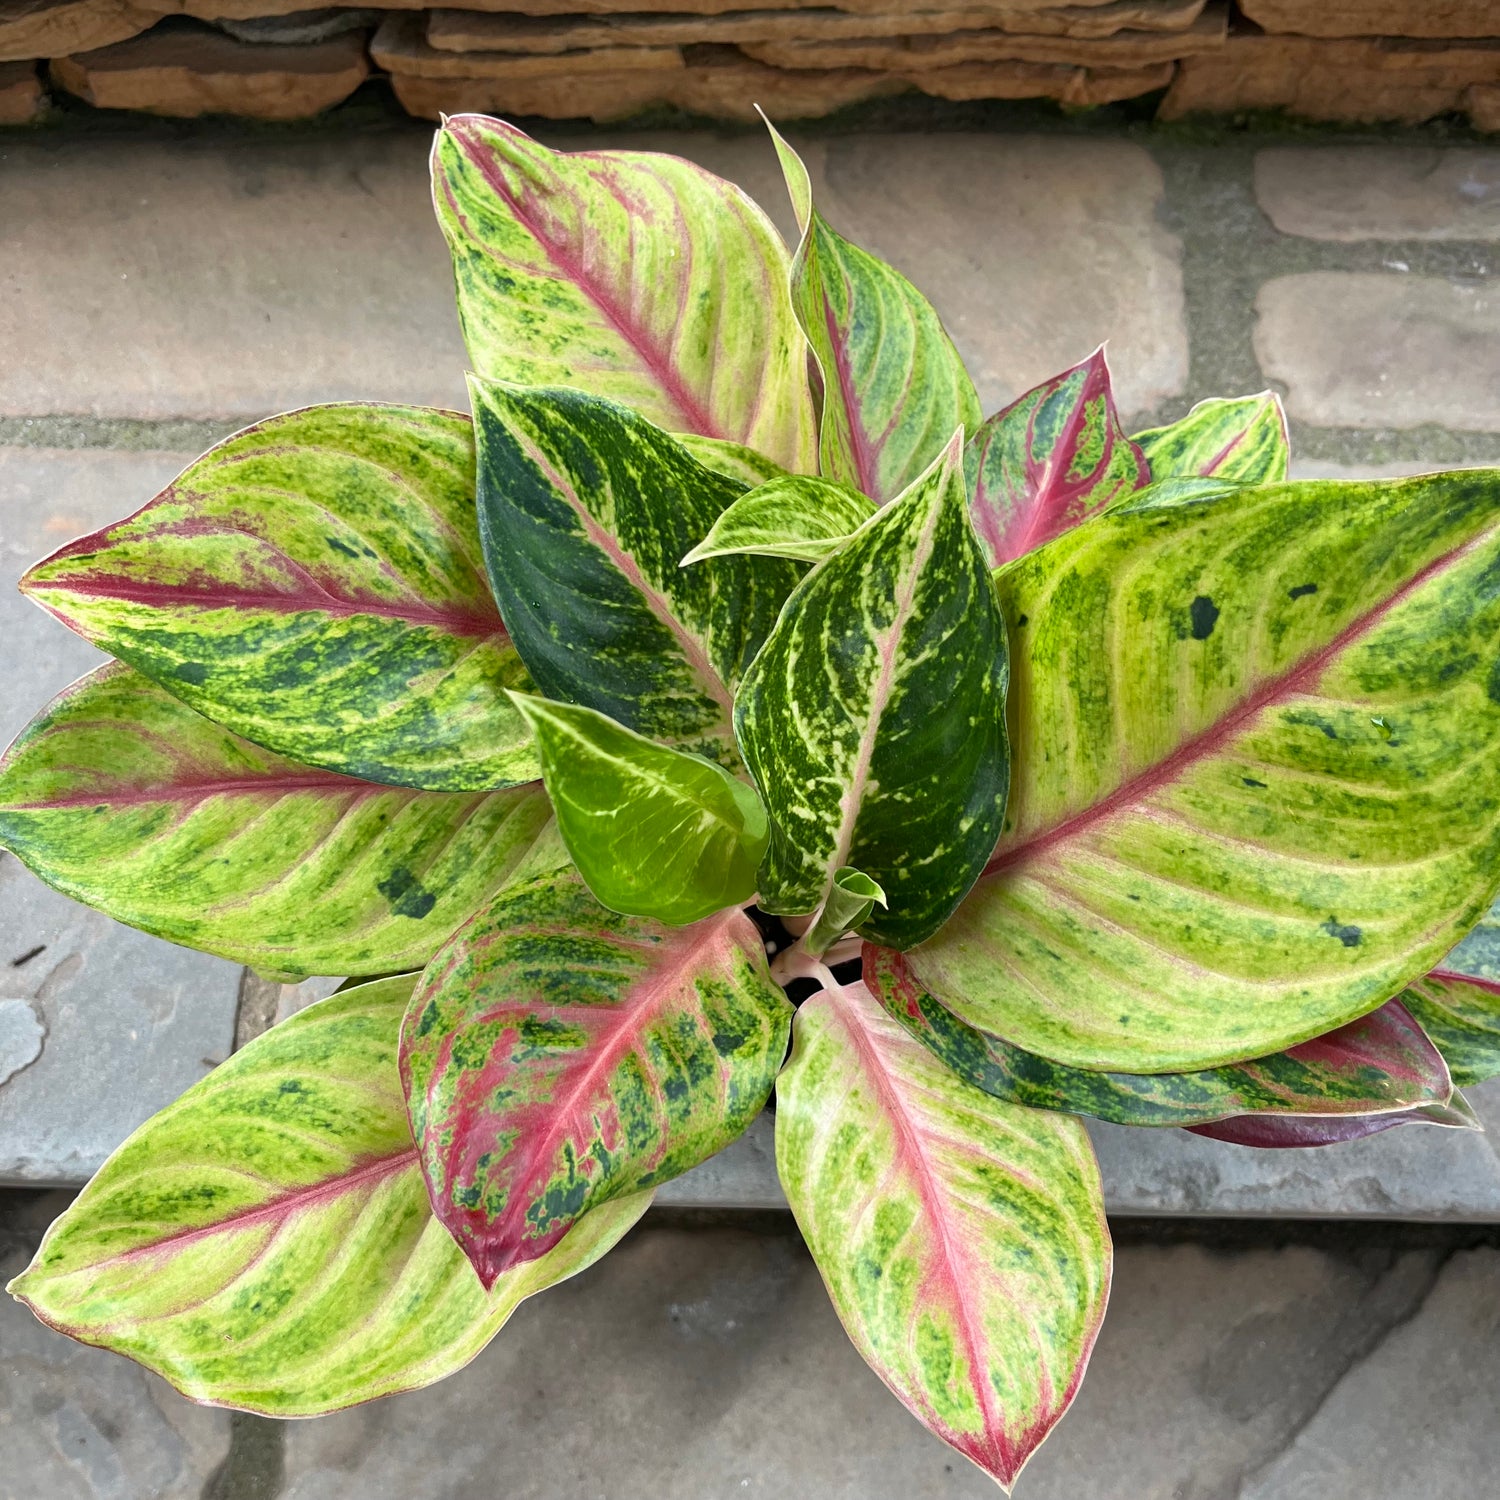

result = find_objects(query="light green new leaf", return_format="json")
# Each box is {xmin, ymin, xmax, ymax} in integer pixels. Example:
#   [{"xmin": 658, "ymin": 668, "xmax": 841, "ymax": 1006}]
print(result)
[
  {"xmin": 804, "ymin": 867, "xmax": 886, "ymax": 956},
  {"xmin": 472, "ymin": 380, "xmax": 800, "ymax": 771},
  {"xmin": 682, "ymin": 474, "xmax": 875, "ymax": 565},
  {"xmin": 433, "ymin": 115, "xmax": 816, "ymax": 471},
  {"xmin": 1402, "ymin": 970, "xmax": 1500, "ymax": 1088},
  {"xmin": 776, "ymin": 978, "xmax": 1110, "ymax": 1491},
  {"xmin": 508, "ymin": 692, "xmax": 767, "ymax": 925},
  {"xmin": 19, "ymin": 404, "xmax": 536, "ymax": 792},
  {"xmin": 675, "ymin": 434, "xmax": 788, "ymax": 489},
  {"xmin": 769, "ymin": 124, "xmax": 981, "ymax": 505},
  {"xmin": 1133, "ymin": 393, "xmax": 1290, "ymax": 485},
  {"xmin": 7, "ymin": 979, "xmax": 651, "ymax": 1416},
  {"xmin": 912, "ymin": 469, "xmax": 1500, "ymax": 1072},
  {"xmin": 0, "ymin": 664, "xmax": 551, "ymax": 978},
  {"xmin": 735, "ymin": 433, "xmax": 1008, "ymax": 950}
]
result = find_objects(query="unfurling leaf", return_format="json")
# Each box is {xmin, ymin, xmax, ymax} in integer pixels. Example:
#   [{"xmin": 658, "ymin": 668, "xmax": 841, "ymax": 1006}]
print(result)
[
  {"xmin": 866, "ymin": 944, "xmax": 1453, "ymax": 1128},
  {"xmin": 471, "ymin": 380, "xmax": 799, "ymax": 770},
  {"xmin": 1134, "ymin": 393, "xmax": 1290, "ymax": 485},
  {"xmin": 682, "ymin": 474, "xmax": 875, "ymax": 565},
  {"xmin": 804, "ymin": 868, "xmax": 886, "ymax": 957},
  {"xmin": 20, "ymin": 405, "xmax": 537, "ymax": 792},
  {"xmin": 433, "ymin": 115, "xmax": 815, "ymax": 471},
  {"xmin": 775, "ymin": 979, "xmax": 1110, "ymax": 1491},
  {"xmin": 1187, "ymin": 1095, "xmax": 1478, "ymax": 1149},
  {"xmin": 508, "ymin": 692, "xmax": 767, "ymax": 925},
  {"xmin": 913, "ymin": 469, "xmax": 1500, "ymax": 1072},
  {"xmin": 0, "ymin": 664, "xmax": 552, "ymax": 978},
  {"xmin": 6, "ymin": 979, "xmax": 650, "ymax": 1416},
  {"xmin": 736, "ymin": 433, "xmax": 1008, "ymax": 950},
  {"xmin": 1401, "ymin": 969, "xmax": 1500, "ymax": 1087},
  {"xmin": 402, "ymin": 846, "xmax": 790, "ymax": 1286},
  {"xmin": 965, "ymin": 348, "xmax": 1148, "ymax": 569},
  {"xmin": 769, "ymin": 123, "xmax": 981, "ymax": 505}
]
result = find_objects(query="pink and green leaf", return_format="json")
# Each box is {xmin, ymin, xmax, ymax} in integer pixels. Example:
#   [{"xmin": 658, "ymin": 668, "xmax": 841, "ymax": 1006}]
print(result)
[
  {"xmin": 866, "ymin": 944, "xmax": 1453, "ymax": 1128},
  {"xmin": 0, "ymin": 664, "xmax": 552, "ymax": 978},
  {"xmin": 1187, "ymin": 1095, "xmax": 1478, "ymax": 1149},
  {"xmin": 433, "ymin": 115, "xmax": 816, "ymax": 471},
  {"xmin": 471, "ymin": 380, "xmax": 799, "ymax": 770},
  {"xmin": 1133, "ymin": 393, "xmax": 1290, "ymax": 485},
  {"xmin": 964, "ymin": 348, "xmax": 1148, "ymax": 569},
  {"xmin": 769, "ymin": 123, "xmax": 981, "ymax": 506},
  {"xmin": 912, "ymin": 467, "xmax": 1500, "ymax": 1072},
  {"xmin": 6, "ymin": 978, "xmax": 651, "ymax": 1416},
  {"xmin": 775, "ymin": 978, "xmax": 1110, "ymax": 1491},
  {"xmin": 1401, "ymin": 969, "xmax": 1500, "ymax": 1088},
  {"xmin": 19, "ymin": 404, "xmax": 536, "ymax": 792},
  {"xmin": 401, "ymin": 837, "xmax": 790, "ymax": 1287}
]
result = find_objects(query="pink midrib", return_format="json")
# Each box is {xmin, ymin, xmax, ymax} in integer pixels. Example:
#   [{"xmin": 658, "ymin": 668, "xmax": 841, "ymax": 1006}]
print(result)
[
  {"xmin": 452, "ymin": 130, "xmax": 724, "ymax": 442},
  {"xmin": 10, "ymin": 769, "xmax": 387, "ymax": 812},
  {"xmin": 822, "ymin": 283, "xmax": 882, "ymax": 502},
  {"xmin": 827, "ymin": 984, "xmax": 1013, "ymax": 1475},
  {"xmin": 1428, "ymin": 967, "xmax": 1500, "ymax": 998},
  {"xmin": 985, "ymin": 521, "xmax": 1496, "ymax": 881}
]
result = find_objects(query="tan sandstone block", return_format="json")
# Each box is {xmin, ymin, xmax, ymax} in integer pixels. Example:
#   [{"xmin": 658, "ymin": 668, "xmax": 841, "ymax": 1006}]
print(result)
[
  {"xmin": 1161, "ymin": 33, "xmax": 1500, "ymax": 126},
  {"xmin": 911, "ymin": 56, "xmax": 1172, "ymax": 103},
  {"xmin": 0, "ymin": 56, "xmax": 43, "ymax": 116},
  {"xmin": 393, "ymin": 0, "xmax": 1130, "ymax": 16},
  {"xmin": 425, "ymin": 0, "xmax": 1209, "ymax": 56},
  {"xmin": 51, "ymin": 19, "xmax": 369, "ymax": 118},
  {"xmin": 0, "ymin": 0, "xmax": 173, "ymax": 63},
  {"xmin": 742, "ymin": 1, "xmax": 1223, "ymax": 71},
  {"xmin": 373, "ymin": 13, "xmax": 682, "ymax": 76},
  {"xmin": 1239, "ymin": 0, "xmax": 1500, "ymax": 40},
  {"xmin": 1470, "ymin": 84, "xmax": 1500, "ymax": 133}
]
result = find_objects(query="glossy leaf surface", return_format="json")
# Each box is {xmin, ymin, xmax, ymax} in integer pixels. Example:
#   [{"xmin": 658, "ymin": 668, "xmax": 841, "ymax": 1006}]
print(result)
[
  {"xmin": 1134, "ymin": 393, "xmax": 1290, "ymax": 485},
  {"xmin": 776, "ymin": 978, "xmax": 1110, "ymax": 1491},
  {"xmin": 403, "ymin": 849, "xmax": 790, "ymax": 1286},
  {"xmin": 770, "ymin": 124, "xmax": 980, "ymax": 506},
  {"xmin": 472, "ymin": 380, "xmax": 798, "ymax": 770},
  {"xmin": 965, "ymin": 349, "xmax": 1148, "ymax": 569},
  {"xmin": 0, "ymin": 665, "xmax": 551, "ymax": 978},
  {"xmin": 913, "ymin": 469, "xmax": 1500, "ymax": 1072},
  {"xmin": 1402, "ymin": 970, "xmax": 1500, "ymax": 1088},
  {"xmin": 682, "ymin": 474, "xmax": 875, "ymax": 565},
  {"xmin": 508, "ymin": 692, "xmax": 766, "ymax": 925},
  {"xmin": 866, "ymin": 945, "xmax": 1451, "ymax": 1127},
  {"xmin": 674, "ymin": 434, "xmax": 787, "ymax": 489},
  {"xmin": 7, "ymin": 980, "xmax": 650, "ymax": 1416},
  {"xmin": 735, "ymin": 434, "xmax": 1008, "ymax": 949},
  {"xmin": 1187, "ymin": 1096, "xmax": 1477, "ymax": 1149},
  {"xmin": 21, "ymin": 405, "xmax": 536, "ymax": 792},
  {"xmin": 434, "ymin": 115, "xmax": 815, "ymax": 471}
]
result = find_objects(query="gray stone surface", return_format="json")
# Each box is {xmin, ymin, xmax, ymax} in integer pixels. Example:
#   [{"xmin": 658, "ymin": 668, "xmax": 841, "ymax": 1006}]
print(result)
[
  {"xmin": 0, "ymin": 1230, "xmax": 231, "ymax": 1499},
  {"xmin": 1255, "ymin": 272, "xmax": 1500, "ymax": 433},
  {"xmin": 267, "ymin": 1222, "xmax": 1500, "ymax": 1499},
  {"xmin": 0, "ymin": 128, "xmax": 1186, "ymax": 425},
  {"xmin": 1255, "ymin": 146, "xmax": 1500, "ymax": 242}
]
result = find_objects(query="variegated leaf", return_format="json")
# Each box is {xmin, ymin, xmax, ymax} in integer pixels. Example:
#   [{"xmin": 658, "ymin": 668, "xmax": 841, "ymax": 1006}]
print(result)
[
  {"xmin": 1187, "ymin": 1095, "xmax": 1478, "ymax": 1149},
  {"xmin": 1134, "ymin": 393, "xmax": 1290, "ymax": 485},
  {"xmin": 912, "ymin": 468, "xmax": 1500, "ymax": 1072},
  {"xmin": 472, "ymin": 380, "xmax": 799, "ymax": 770},
  {"xmin": 965, "ymin": 348, "xmax": 1148, "ymax": 570},
  {"xmin": 19, "ymin": 404, "xmax": 535, "ymax": 792},
  {"xmin": 675, "ymin": 434, "xmax": 788, "ymax": 489},
  {"xmin": 775, "ymin": 978, "xmax": 1110, "ymax": 1491},
  {"xmin": 402, "ymin": 842, "xmax": 790, "ymax": 1286},
  {"xmin": 433, "ymin": 114, "xmax": 816, "ymax": 471},
  {"xmin": 866, "ymin": 944, "xmax": 1452, "ymax": 1128},
  {"xmin": 682, "ymin": 474, "xmax": 874, "ymax": 565},
  {"xmin": 734, "ymin": 433, "xmax": 1008, "ymax": 950},
  {"xmin": 7, "ymin": 979, "xmax": 651, "ymax": 1416},
  {"xmin": 0, "ymin": 664, "xmax": 551, "ymax": 978},
  {"xmin": 508, "ymin": 692, "xmax": 767, "ymax": 925},
  {"xmin": 1402, "ymin": 969, "xmax": 1500, "ymax": 1087},
  {"xmin": 769, "ymin": 124, "xmax": 981, "ymax": 505}
]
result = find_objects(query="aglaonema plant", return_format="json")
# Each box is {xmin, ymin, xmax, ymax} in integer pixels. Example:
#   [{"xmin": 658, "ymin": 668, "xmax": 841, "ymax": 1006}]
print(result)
[{"xmin": 5, "ymin": 112, "xmax": 1500, "ymax": 1487}]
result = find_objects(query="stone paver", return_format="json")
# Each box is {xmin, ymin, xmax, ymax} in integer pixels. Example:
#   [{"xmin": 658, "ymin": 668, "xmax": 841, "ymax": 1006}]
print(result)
[
  {"xmin": 0, "ymin": 127, "xmax": 1187, "ymax": 425},
  {"xmin": 0, "ymin": 1229, "xmax": 230, "ymax": 1500},
  {"xmin": 1256, "ymin": 272, "xmax": 1500, "ymax": 433},
  {"xmin": 0, "ymin": 448, "xmax": 242, "ymax": 1186},
  {"xmin": 1255, "ymin": 146, "xmax": 1500, "ymax": 242}
]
